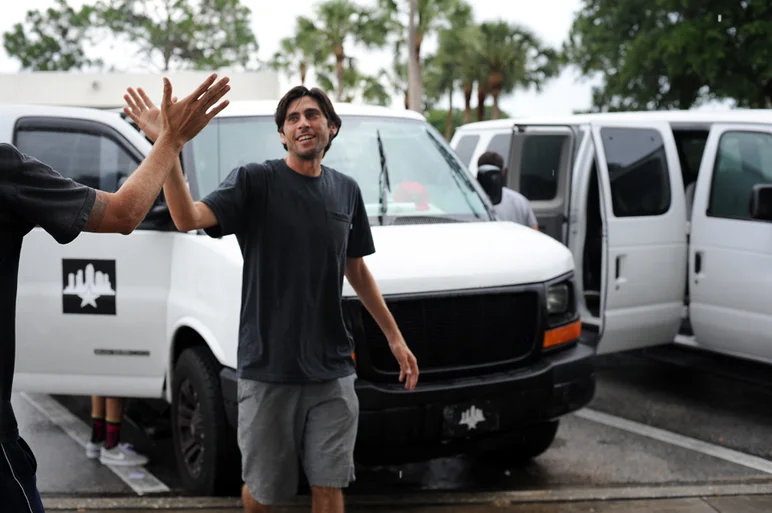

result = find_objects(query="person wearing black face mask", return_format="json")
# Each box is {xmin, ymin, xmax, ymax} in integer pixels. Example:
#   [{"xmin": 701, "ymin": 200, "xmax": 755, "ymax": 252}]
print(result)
[{"xmin": 477, "ymin": 151, "xmax": 538, "ymax": 229}]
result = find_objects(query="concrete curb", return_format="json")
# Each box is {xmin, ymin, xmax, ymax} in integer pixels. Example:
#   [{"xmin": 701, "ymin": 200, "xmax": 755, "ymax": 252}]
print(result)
[{"xmin": 43, "ymin": 481, "xmax": 772, "ymax": 509}]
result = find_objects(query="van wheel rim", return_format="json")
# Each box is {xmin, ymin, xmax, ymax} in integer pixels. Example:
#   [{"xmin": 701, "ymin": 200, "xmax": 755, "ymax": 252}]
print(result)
[{"xmin": 177, "ymin": 378, "xmax": 205, "ymax": 478}]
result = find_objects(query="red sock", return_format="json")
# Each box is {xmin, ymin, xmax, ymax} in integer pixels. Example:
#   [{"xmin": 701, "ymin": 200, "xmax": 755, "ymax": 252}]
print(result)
[
  {"xmin": 105, "ymin": 420, "xmax": 121, "ymax": 449},
  {"xmin": 91, "ymin": 417, "xmax": 105, "ymax": 443}
]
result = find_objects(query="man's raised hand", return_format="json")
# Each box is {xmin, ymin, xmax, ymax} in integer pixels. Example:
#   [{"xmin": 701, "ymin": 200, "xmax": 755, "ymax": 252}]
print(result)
[{"xmin": 159, "ymin": 73, "xmax": 230, "ymax": 148}]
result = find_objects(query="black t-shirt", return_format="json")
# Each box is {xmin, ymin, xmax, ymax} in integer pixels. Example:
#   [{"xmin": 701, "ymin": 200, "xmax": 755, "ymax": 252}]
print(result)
[
  {"xmin": 0, "ymin": 143, "xmax": 96, "ymax": 443},
  {"xmin": 201, "ymin": 159, "xmax": 376, "ymax": 384}
]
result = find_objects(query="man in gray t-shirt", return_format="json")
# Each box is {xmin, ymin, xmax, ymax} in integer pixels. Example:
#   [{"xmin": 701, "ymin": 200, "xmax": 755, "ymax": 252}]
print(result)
[{"xmin": 477, "ymin": 151, "xmax": 538, "ymax": 229}]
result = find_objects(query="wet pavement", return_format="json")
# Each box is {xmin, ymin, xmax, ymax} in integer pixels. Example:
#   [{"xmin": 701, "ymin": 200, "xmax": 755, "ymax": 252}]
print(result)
[
  {"xmin": 12, "ymin": 346, "xmax": 772, "ymax": 511},
  {"xmin": 42, "ymin": 494, "xmax": 772, "ymax": 512}
]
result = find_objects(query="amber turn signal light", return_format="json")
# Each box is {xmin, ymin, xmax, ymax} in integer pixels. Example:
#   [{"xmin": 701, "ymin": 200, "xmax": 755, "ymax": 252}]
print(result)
[{"xmin": 543, "ymin": 319, "xmax": 582, "ymax": 349}]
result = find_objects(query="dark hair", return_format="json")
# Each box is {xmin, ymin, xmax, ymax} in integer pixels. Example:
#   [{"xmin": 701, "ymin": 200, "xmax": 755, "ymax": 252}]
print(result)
[
  {"xmin": 477, "ymin": 151, "xmax": 504, "ymax": 170},
  {"xmin": 274, "ymin": 85, "xmax": 342, "ymax": 154}
]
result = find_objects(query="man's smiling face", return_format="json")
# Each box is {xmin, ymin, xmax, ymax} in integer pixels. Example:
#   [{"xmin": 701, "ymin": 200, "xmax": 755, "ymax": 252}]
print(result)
[{"xmin": 280, "ymin": 96, "xmax": 337, "ymax": 161}]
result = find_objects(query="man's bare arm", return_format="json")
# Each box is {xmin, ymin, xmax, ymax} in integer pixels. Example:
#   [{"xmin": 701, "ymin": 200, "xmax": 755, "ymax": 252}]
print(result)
[
  {"xmin": 84, "ymin": 73, "xmax": 229, "ymax": 234},
  {"xmin": 162, "ymin": 157, "xmax": 218, "ymax": 232},
  {"xmin": 83, "ymin": 136, "xmax": 182, "ymax": 234}
]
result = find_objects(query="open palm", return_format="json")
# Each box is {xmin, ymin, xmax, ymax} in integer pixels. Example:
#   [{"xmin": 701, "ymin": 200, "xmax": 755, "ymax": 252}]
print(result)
[{"xmin": 123, "ymin": 87, "xmax": 175, "ymax": 142}]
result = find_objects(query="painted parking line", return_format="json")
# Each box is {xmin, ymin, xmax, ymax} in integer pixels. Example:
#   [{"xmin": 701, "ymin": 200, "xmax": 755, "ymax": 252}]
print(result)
[
  {"xmin": 576, "ymin": 408, "xmax": 772, "ymax": 475},
  {"xmin": 20, "ymin": 392, "xmax": 170, "ymax": 496}
]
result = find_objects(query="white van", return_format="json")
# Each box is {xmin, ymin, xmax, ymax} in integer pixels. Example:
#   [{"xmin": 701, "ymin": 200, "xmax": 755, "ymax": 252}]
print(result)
[
  {"xmin": 450, "ymin": 111, "xmax": 772, "ymax": 365},
  {"xmin": 7, "ymin": 100, "xmax": 677, "ymax": 496}
]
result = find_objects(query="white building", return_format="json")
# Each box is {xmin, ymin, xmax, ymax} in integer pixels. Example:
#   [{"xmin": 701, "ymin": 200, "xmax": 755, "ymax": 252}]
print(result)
[{"xmin": 0, "ymin": 69, "xmax": 280, "ymax": 109}]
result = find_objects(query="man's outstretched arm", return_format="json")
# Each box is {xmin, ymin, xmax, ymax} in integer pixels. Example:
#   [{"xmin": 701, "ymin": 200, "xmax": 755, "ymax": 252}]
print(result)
[
  {"xmin": 83, "ymin": 138, "xmax": 185, "ymax": 234},
  {"xmin": 83, "ymin": 73, "xmax": 229, "ymax": 234},
  {"xmin": 122, "ymin": 85, "xmax": 218, "ymax": 233}
]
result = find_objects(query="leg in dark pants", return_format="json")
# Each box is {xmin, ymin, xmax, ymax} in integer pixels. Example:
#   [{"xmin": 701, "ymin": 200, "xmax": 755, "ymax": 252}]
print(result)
[{"xmin": 0, "ymin": 435, "xmax": 46, "ymax": 513}]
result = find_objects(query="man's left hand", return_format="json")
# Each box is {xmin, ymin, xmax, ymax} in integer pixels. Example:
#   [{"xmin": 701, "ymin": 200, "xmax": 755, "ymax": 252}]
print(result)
[{"xmin": 389, "ymin": 335, "xmax": 419, "ymax": 390}]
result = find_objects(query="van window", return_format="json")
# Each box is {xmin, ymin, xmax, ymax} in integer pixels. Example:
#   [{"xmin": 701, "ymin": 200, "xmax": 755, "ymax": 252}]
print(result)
[
  {"xmin": 485, "ymin": 133, "xmax": 511, "ymax": 168},
  {"xmin": 189, "ymin": 115, "xmax": 490, "ymax": 222},
  {"xmin": 453, "ymin": 134, "xmax": 479, "ymax": 167},
  {"xmin": 516, "ymin": 134, "xmax": 568, "ymax": 201},
  {"xmin": 600, "ymin": 127, "xmax": 671, "ymax": 217},
  {"xmin": 708, "ymin": 131, "xmax": 772, "ymax": 220},
  {"xmin": 14, "ymin": 129, "xmax": 138, "ymax": 192}
]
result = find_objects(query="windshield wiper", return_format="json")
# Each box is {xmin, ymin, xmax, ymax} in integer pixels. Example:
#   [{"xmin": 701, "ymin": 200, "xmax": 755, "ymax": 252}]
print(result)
[
  {"xmin": 376, "ymin": 129, "xmax": 391, "ymax": 226},
  {"xmin": 424, "ymin": 129, "xmax": 484, "ymax": 220}
]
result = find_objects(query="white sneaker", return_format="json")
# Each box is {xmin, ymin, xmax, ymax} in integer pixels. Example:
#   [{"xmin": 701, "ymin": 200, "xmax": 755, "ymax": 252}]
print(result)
[
  {"xmin": 99, "ymin": 443, "xmax": 149, "ymax": 467},
  {"xmin": 86, "ymin": 441, "xmax": 103, "ymax": 459}
]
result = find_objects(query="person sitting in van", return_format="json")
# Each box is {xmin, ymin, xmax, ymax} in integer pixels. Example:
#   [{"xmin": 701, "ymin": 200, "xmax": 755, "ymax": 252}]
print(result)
[{"xmin": 477, "ymin": 151, "xmax": 539, "ymax": 229}]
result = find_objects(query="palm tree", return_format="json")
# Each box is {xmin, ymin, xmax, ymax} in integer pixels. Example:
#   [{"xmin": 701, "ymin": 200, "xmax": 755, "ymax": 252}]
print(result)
[
  {"xmin": 477, "ymin": 20, "xmax": 561, "ymax": 119},
  {"xmin": 268, "ymin": 31, "xmax": 321, "ymax": 85},
  {"xmin": 297, "ymin": 0, "xmax": 389, "ymax": 101},
  {"xmin": 424, "ymin": 1, "xmax": 474, "ymax": 136}
]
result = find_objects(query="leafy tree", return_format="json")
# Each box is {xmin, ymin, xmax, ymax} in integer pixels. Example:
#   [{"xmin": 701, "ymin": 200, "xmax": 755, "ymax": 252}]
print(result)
[
  {"xmin": 297, "ymin": 0, "xmax": 390, "ymax": 102},
  {"xmin": 477, "ymin": 20, "xmax": 560, "ymax": 119},
  {"xmin": 98, "ymin": 0, "xmax": 259, "ymax": 71},
  {"xmin": 565, "ymin": 0, "xmax": 772, "ymax": 110},
  {"xmin": 3, "ymin": 0, "xmax": 103, "ymax": 71}
]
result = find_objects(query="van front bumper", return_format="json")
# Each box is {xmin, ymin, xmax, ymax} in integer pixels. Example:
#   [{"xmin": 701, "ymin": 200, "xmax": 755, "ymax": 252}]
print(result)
[{"xmin": 352, "ymin": 342, "xmax": 595, "ymax": 462}]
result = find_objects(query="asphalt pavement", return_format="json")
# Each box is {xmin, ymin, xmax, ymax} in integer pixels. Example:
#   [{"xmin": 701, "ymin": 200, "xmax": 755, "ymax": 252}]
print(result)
[{"xmin": 10, "ymin": 345, "xmax": 772, "ymax": 512}]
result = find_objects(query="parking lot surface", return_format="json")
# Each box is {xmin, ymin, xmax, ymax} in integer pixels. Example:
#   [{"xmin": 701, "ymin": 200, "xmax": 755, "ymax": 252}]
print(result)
[{"xmin": 13, "ymin": 346, "xmax": 772, "ymax": 511}]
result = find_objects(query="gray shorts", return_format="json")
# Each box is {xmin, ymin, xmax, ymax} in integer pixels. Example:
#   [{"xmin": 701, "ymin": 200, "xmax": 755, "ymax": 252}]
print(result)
[{"xmin": 237, "ymin": 373, "xmax": 359, "ymax": 505}]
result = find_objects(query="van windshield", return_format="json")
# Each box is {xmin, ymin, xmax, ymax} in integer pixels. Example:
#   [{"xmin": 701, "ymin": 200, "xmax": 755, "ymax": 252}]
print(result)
[{"xmin": 185, "ymin": 115, "xmax": 491, "ymax": 223}]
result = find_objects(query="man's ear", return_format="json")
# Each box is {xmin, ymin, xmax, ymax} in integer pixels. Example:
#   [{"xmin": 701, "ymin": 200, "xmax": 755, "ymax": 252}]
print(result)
[
  {"xmin": 279, "ymin": 128, "xmax": 288, "ymax": 146},
  {"xmin": 330, "ymin": 124, "xmax": 339, "ymax": 137}
]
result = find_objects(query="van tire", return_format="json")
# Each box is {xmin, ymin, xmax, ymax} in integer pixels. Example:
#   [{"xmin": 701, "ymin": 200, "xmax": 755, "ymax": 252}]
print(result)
[
  {"xmin": 478, "ymin": 420, "xmax": 560, "ymax": 466},
  {"xmin": 171, "ymin": 346, "xmax": 240, "ymax": 496}
]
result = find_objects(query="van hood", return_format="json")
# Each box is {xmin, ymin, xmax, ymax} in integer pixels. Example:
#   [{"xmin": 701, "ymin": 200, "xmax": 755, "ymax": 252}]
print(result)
[
  {"xmin": 213, "ymin": 221, "xmax": 574, "ymax": 296},
  {"xmin": 347, "ymin": 221, "xmax": 574, "ymax": 296}
]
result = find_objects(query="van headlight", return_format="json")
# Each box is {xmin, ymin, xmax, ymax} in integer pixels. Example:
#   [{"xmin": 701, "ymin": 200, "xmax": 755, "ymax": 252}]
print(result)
[{"xmin": 547, "ymin": 283, "xmax": 570, "ymax": 314}]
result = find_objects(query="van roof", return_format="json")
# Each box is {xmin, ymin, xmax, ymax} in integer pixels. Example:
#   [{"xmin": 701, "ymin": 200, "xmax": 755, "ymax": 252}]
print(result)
[
  {"xmin": 0, "ymin": 99, "xmax": 427, "ymax": 123},
  {"xmin": 455, "ymin": 109, "xmax": 772, "ymax": 132},
  {"xmin": 216, "ymin": 99, "xmax": 427, "ymax": 121}
]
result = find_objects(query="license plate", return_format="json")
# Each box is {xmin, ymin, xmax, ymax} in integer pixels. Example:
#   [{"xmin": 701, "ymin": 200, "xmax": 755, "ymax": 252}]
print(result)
[{"xmin": 441, "ymin": 400, "xmax": 500, "ymax": 438}]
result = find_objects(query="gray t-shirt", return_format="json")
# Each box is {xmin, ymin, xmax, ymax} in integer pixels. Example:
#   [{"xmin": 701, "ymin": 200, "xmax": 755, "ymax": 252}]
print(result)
[
  {"xmin": 201, "ymin": 159, "xmax": 375, "ymax": 384},
  {"xmin": 493, "ymin": 186, "xmax": 538, "ymax": 227}
]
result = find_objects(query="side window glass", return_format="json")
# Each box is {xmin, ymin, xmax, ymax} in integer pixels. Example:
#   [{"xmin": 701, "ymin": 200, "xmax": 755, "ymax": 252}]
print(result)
[
  {"xmin": 486, "ymin": 133, "xmax": 511, "ymax": 168},
  {"xmin": 452, "ymin": 135, "xmax": 479, "ymax": 167},
  {"xmin": 14, "ymin": 129, "xmax": 139, "ymax": 192},
  {"xmin": 600, "ymin": 127, "xmax": 671, "ymax": 217},
  {"xmin": 517, "ymin": 134, "xmax": 569, "ymax": 201},
  {"xmin": 708, "ymin": 131, "xmax": 772, "ymax": 220}
]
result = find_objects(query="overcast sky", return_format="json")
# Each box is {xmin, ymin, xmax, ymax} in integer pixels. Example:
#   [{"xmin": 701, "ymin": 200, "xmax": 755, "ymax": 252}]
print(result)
[{"xmin": 0, "ymin": 0, "xmax": 603, "ymax": 116}]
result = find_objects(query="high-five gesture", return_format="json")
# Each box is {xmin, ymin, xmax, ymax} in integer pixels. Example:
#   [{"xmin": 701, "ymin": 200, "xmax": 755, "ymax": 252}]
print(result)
[{"xmin": 129, "ymin": 73, "xmax": 230, "ymax": 149}]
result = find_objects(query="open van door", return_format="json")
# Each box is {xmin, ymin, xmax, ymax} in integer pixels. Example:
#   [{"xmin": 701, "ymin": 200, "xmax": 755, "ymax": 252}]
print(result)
[
  {"xmin": 688, "ymin": 123, "xmax": 772, "ymax": 364},
  {"xmin": 506, "ymin": 125, "xmax": 579, "ymax": 243},
  {"xmin": 590, "ymin": 120, "xmax": 688, "ymax": 355}
]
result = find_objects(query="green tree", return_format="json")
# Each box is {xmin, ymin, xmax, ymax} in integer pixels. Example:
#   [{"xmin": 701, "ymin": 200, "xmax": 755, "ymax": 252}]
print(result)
[
  {"xmin": 477, "ymin": 20, "xmax": 560, "ymax": 119},
  {"xmin": 564, "ymin": 0, "xmax": 772, "ymax": 110},
  {"xmin": 98, "ymin": 0, "xmax": 259, "ymax": 71},
  {"xmin": 297, "ymin": 0, "xmax": 390, "ymax": 102},
  {"xmin": 3, "ymin": 0, "xmax": 103, "ymax": 71},
  {"xmin": 268, "ymin": 32, "xmax": 323, "ymax": 86}
]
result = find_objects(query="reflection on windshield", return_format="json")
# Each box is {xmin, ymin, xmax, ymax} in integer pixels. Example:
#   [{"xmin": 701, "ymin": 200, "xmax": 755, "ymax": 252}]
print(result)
[{"xmin": 187, "ymin": 115, "xmax": 491, "ymax": 222}]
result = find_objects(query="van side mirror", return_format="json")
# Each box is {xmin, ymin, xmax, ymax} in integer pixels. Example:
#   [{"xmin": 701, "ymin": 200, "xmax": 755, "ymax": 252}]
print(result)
[
  {"xmin": 750, "ymin": 184, "xmax": 772, "ymax": 221},
  {"xmin": 477, "ymin": 164, "xmax": 503, "ymax": 205}
]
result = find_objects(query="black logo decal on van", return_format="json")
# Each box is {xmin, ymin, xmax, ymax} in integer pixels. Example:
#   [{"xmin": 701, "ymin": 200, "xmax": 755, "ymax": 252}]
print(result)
[{"xmin": 62, "ymin": 259, "xmax": 116, "ymax": 315}]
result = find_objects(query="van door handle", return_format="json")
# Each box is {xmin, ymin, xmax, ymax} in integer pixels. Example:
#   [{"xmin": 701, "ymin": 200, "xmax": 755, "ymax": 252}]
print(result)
[
  {"xmin": 694, "ymin": 251, "xmax": 703, "ymax": 275},
  {"xmin": 615, "ymin": 254, "xmax": 627, "ymax": 289}
]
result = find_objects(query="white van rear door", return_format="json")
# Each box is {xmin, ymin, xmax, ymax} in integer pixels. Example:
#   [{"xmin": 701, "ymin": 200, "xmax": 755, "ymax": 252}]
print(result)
[
  {"xmin": 688, "ymin": 123, "xmax": 772, "ymax": 364},
  {"xmin": 590, "ymin": 120, "xmax": 688, "ymax": 354},
  {"xmin": 505, "ymin": 125, "xmax": 579, "ymax": 243}
]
